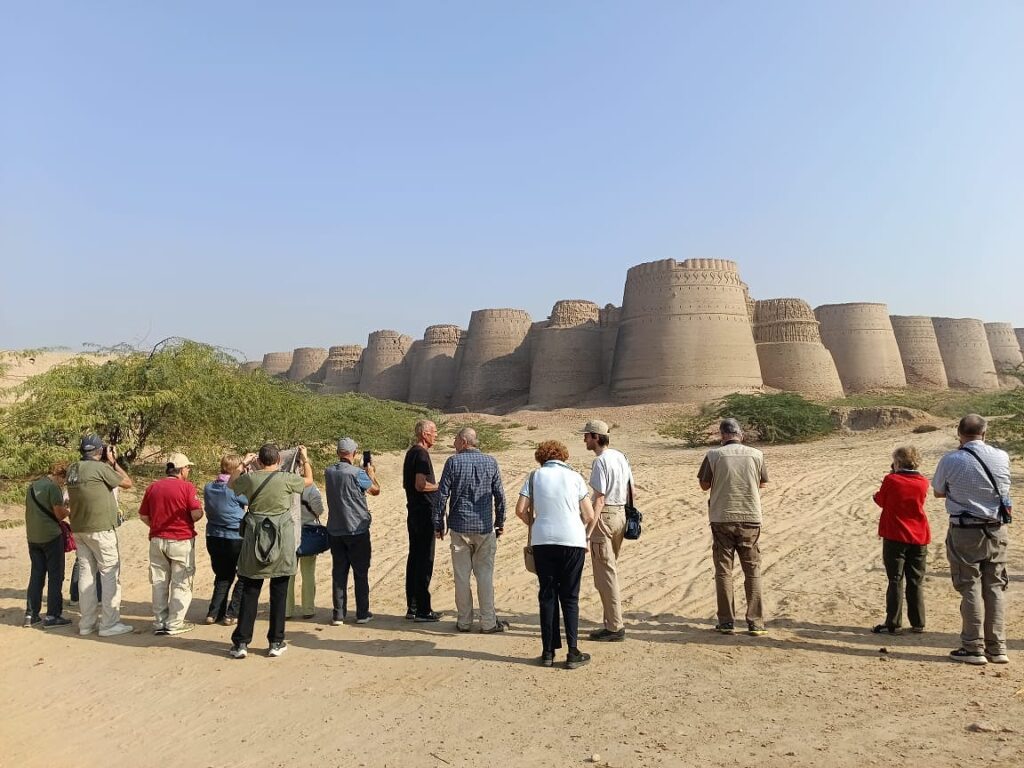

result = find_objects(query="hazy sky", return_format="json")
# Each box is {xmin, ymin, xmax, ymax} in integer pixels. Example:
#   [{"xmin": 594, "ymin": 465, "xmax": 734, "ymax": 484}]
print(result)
[{"xmin": 2, "ymin": 3, "xmax": 1022, "ymax": 360}]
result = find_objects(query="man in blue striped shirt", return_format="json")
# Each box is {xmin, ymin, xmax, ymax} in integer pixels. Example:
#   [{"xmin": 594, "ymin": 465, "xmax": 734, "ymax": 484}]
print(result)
[
  {"xmin": 933, "ymin": 414, "xmax": 1013, "ymax": 665},
  {"xmin": 434, "ymin": 427, "xmax": 508, "ymax": 633}
]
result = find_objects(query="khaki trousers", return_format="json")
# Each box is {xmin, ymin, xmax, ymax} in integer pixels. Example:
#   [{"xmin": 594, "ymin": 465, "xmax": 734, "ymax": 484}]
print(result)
[
  {"xmin": 75, "ymin": 530, "xmax": 123, "ymax": 633},
  {"xmin": 946, "ymin": 525, "xmax": 1009, "ymax": 655},
  {"xmin": 450, "ymin": 531, "xmax": 497, "ymax": 630},
  {"xmin": 711, "ymin": 522, "xmax": 764, "ymax": 628},
  {"xmin": 287, "ymin": 555, "xmax": 318, "ymax": 618},
  {"xmin": 149, "ymin": 537, "xmax": 196, "ymax": 631},
  {"xmin": 590, "ymin": 505, "xmax": 626, "ymax": 632}
]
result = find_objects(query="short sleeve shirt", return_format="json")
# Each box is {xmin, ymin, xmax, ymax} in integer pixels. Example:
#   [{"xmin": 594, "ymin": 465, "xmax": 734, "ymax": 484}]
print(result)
[
  {"xmin": 932, "ymin": 441, "xmax": 1012, "ymax": 521},
  {"xmin": 589, "ymin": 448, "xmax": 634, "ymax": 505},
  {"xmin": 519, "ymin": 461, "xmax": 589, "ymax": 548},
  {"xmin": 233, "ymin": 470, "xmax": 305, "ymax": 516},
  {"xmin": 403, "ymin": 445, "xmax": 437, "ymax": 513},
  {"xmin": 139, "ymin": 476, "xmax": 202, "ymax": 540},
  {"xmin": 67, "ymin": 459, "xmax": 124, "ymax": 533},
  {"xmin": 25, "ymin": 477, "xmax": 64, "ymax": 544}
]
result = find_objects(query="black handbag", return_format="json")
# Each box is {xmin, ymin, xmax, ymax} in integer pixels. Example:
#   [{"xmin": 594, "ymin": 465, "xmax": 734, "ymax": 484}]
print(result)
[{"xmin": 624, "ymin": 480, "xmax": 643, "ymax": 540}]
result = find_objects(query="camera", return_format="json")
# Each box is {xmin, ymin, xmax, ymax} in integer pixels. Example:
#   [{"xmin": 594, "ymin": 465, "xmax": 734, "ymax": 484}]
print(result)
[
  {"xmin": 362, "ymin": 450, "xmax": 372, "ymax": 468},
  {"xmin": 101, "ymin": 445, "xmax": 117, "ymax": 464}
]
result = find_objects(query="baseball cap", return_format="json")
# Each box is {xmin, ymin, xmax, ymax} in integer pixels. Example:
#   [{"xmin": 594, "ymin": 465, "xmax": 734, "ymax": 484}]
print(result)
[
  {"xmin": 580, "ymin": 419, "xmax": 610, "ymax": 436},
  {"xmin": 167, "ymin": 452, "xmax": 195, "ymax": 470},
  {"xmin": 719, "ymin": 418, "xmax": 743, "ymax": 435},
  {"xmin": 337, "ymin": 437, "xmax": 359, "ymax": 453},
  {"xmin": 80, "ymin": 434, "xmax": 104, "ymax": 453}
]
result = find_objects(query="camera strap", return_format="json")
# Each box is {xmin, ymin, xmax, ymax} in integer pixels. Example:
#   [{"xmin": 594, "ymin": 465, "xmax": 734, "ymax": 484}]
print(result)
[{"xmin": 958, "ymin": 446, "xmax": 1006, "ymax": 512}]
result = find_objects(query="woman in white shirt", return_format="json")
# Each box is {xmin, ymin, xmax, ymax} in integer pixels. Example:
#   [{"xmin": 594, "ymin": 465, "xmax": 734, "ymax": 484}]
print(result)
[{"xmin": 516, "ymin": 440, "xmax": 596, "ymax": 669}]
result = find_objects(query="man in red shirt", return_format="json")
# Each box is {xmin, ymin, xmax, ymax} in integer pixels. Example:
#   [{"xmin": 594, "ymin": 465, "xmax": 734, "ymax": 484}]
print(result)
[{"xmin": 139, "ymin": 453, "xmax": 204, "ymax": 635}]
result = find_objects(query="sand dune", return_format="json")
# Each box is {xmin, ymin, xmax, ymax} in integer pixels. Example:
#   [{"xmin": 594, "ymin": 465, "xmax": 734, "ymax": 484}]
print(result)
[{"xmin": 1, "ymin": 408, "xmax": 1022, "ymax": 767}]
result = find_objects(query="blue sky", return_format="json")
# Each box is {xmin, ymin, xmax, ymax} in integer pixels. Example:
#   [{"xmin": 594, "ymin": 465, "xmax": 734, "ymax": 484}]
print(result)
[{"xmin": 2, "ymin": 2, "xmax": 1022, "ymax": 360}]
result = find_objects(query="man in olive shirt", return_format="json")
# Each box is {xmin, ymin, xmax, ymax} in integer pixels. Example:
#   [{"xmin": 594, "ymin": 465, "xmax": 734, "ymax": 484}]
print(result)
[
  {"xmin": 24, "ymin": 462, "xmax": 71, "ymax": 628},
  {"xmin": 228, "ymin": 443, "xmax": 313, "ymax": 659},
  {"xmin": 66, "ymin": 434, "xmax": 134, "ymax": 637},
  {"xmin": 697, "ymin": 419, "xmax": 768, "ymax": 636}
]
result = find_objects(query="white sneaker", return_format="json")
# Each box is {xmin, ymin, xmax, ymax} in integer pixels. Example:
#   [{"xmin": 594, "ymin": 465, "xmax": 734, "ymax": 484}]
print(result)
[
  {"xmin": 986, "ymin": 652, "xmax": 1010, "ymax": 664},
  {"xmin": 229, "ymin": 643, "xmax": 248, "ymax": 659},
  {"xmin": 98, "ymin": 622, "xmax": 134, "ymax": 637},
  {"xmin": 79, "ymin": 625, "xmax": 96, "ymax": 636}
]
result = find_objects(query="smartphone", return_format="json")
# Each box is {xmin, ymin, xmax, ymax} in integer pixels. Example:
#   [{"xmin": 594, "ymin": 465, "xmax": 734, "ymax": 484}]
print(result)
[{"xmin": 362, "ymin": 450, "xmax": 372, "ymax": 467}]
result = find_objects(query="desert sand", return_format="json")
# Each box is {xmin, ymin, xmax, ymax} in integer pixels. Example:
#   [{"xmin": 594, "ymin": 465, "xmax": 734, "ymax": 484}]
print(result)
[{"xmin": 1, "ymin": 406, "xmax": 1022, "ymax": 768}]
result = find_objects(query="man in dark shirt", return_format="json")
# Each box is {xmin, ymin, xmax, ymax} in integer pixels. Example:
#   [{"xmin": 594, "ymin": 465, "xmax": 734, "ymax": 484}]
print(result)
[{"xmin": 403, "ymin": 419, "xmax": 440, "ymax": 621}]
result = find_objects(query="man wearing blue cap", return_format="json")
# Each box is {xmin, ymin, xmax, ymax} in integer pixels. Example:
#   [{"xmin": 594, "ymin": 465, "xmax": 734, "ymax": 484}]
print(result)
[{"xmin": 66, "ymin": 434, "xmax": 134, "ymax": 637}]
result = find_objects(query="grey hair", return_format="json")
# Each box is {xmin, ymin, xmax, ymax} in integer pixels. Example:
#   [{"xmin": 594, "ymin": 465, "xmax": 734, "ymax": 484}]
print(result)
[
  {"xmin": 414, "ymin": 419, "xmax": 436, "ymax": 438},
  {"xmin": 457, "ymin": 427, "xmax": 479, "ymax": 447}
]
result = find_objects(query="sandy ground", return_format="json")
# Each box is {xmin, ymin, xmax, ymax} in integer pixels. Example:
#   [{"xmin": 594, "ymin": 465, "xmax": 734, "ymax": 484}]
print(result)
[{"xmin": 1, "ymin": 407, "xmax": 1023, "ymax": 768}]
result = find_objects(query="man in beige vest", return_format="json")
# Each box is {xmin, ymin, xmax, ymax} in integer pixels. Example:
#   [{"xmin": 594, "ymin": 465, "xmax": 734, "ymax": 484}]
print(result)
[{"xmin": 697, "ymin": 419, "xmax": 768, "ymax": 636}]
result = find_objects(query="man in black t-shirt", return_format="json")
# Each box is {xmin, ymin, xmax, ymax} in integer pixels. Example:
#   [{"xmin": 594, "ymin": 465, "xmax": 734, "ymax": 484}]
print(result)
[{"xmin": 402, "ymin": 419, "xmax": 441, "ymax": 621}]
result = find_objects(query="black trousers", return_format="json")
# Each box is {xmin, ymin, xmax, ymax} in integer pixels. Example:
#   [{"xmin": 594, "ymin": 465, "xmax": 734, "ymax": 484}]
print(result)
[
  {"xmin": 69, "ymin": 557, "xmax": 101, "ymax": 602},
  {"xmin": 27, "ymin": 536, "xmax": 65, "ymax": 619},
  {"xmin": 882, "ymin": 538, "xmax": 927, "ymax": 630},
  {"xmin": 231, "ymin": 574, "xmax": 289, "ymax": 646},
  {"xmin": 206, "ymin": 537, "xmax": 244, "ymax": 621},
  {"xmin": 533, "ymin": 545, "xmax": 586, "ymax": 653},
  {"xmin": 405, "ymin": 510, "xmax": 435, "ymax": 616},
  {"xmin": 330, "ymin": 532, "xmax": 372, "ymax": 620}
]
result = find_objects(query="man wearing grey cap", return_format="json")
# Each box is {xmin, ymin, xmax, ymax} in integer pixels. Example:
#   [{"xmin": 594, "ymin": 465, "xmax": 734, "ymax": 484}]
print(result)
[
  {"xmin": 582, "ymin": 418, "xmax": 634, "ymax": 642},
  {"xmin": 697, "ymin": 418, "xmax": 768, "ymax": 636},
  {"xmin": 325, "ymin": 437, "xmax": 380, "ymax": 625}
]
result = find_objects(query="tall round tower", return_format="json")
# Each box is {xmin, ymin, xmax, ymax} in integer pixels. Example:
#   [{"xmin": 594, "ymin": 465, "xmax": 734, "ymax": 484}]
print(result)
[
  {"xmin": 261, "ymin": 351, "xmax": 293, "ymax": 377},
  {"xmin": 408, "ymin": 325, "xmax": 463, "ymax": 409},
  {"xmin": 890, "ymin": 316, "xmax": 949, "ymax": 390},
  {"xmin": 528, "ymin": 300, "xmax": 604, "ymax": 407},
  {"xmin": 358, "ymin": 330, "xmax": 413, "ymax": 401},
  {"xmin": 752, "ymin": 298, "xmax": 844, "ymax": 399},
  {"xmin": 984, "ymin": 322, "xmax": 1024, "ymax": 372},
  {"xmin": 287, "ymin": 347, "xmax": 329, "ymax": 382},
  {"xmin": 932, "ymin": 318, "xmax": 998, "ymax": 390},
  {"xmin": 814, "ymin": 303, "xmax": 906, "ymax": 393},
  {"xmin": 322, "ymin": 345, "xmax": 363, "ymax": 394},
  {"xmin": 609, "ymin": 259, "xmax": 762, "ymax": 403},
  {"xmin": 450, "ymin": 309, "xmax": 533, "ymax": 411}
]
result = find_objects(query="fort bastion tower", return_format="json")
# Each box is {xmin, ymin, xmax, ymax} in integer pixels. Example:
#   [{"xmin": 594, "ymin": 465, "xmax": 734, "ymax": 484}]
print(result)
[
  {"xmin": 450, "ymin": 309, "xmax": 533, "ymax": 411},
  {"xmin": 407, "ymin": 324, "xmax": 463, "ymax": 409},
  {"xmin": 358, "ymin": 330, "xmax": 413, "ymax": 401},
  {"xmin": 322, "ymin": 345, "xmax": 363, "ymax": 393},
  {"xmin": 528, "ymin": 300, "xmax": 604, "ymax": 407},
  {"xmin": 261, "ymin": 351, "xmax": 293, "ymax": 377},
  {"xmin": 890, "ymin": 316, "xmax": 949, "ymax": 390},
  {"xmin": 984, "ymin": 322, "xmax": 1024, "ymax": 378},
  {"xmin": 814, "ymin": 303, "xmax": 906, "ymax": 393},
  {"xmin": 610, "ymin": 259, "xmax": 763, "ymax": 403},
  {"xmin": 287, "ymin": 347, "xmax": 329, "ymax": 383},
  {"xmin": 752, "ymin": 299, "xmax": 843, "ymax": 399},
  {"xmin": 932, "ymin": 317, "xmax": 999, "ymax": 390}
]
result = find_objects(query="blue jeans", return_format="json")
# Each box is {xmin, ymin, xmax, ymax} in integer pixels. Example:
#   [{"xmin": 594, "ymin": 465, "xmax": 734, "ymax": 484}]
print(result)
[{"xmin": 27, "ymin": 536, "xmax": 65, "ymax": 619}]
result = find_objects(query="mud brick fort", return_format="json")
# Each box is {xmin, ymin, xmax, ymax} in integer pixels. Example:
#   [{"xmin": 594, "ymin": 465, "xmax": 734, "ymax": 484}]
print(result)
[{"xmin": 250, "ymin": 259, "xmax": 1024, "ymax": 411}]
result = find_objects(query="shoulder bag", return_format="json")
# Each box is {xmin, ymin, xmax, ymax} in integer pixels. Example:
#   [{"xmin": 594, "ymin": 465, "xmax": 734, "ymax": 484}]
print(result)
[
  {"xmin": 523, "ymin": 471, "xmax": 537, "ymax": 574},
  {"xmin": 624, "ymin": 479, "xmax": 643, "ymax": 540},
  {"xmin": 296, "ymin": 494, "xmax": 330, "ymax": 556}
]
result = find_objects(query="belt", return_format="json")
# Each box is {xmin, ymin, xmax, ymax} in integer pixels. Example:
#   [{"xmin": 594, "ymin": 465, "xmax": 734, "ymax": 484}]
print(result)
[{"xmin": 950, "ymin": 516, "xmax": 1001, "ymax": 529}]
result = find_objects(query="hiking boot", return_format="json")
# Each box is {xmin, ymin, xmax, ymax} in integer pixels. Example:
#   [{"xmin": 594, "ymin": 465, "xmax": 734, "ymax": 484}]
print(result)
[
  {"xmin": 43, "ymin": 616, "xmax": 72, "ymax": 629},
  {"xmin": 985, "ymin": 652, "xmax": 1010, "ymax": 664},
  {"xmin": 589, "ymin": 628, "xmax": 625, "ymax": 642},
  {"xmin": 355, "ymin": 613, "xmax": 374, "ymax": 625},
  {"xmin": 747, "ymin": 623, "xmax": 767, "ymax": 637},
  {"xmin": 715, "ymin": 622, "xmax": 735, "ymax": 635},
  {"xmin": 565, "ymin": 649, "xmax": 591, "ymax": 670},
  {"xmin": 539, "ymin": 651, "xmax": 555, "ymax": 667},
  {"xmin": 481, "ymin": 620, "xmax": 510, "ymax": 634},
  {"xmin": 268, "ymin": 641, "xmax": 288, "ymax": 658},
  {"xmin": 950, "ymin": 648, "xmax": 987, "ymax": 665},
  {"xmin": 229, "ymin": 643, "xmax": 248, "ymax": 659},
  {"xmin": 414, "ymin": 611, "xmax": 441, "ymax": 623},
  {"xmin": 98, "ymin": 622, "xmax": 134, "ymax": 638},
  {"xmin": 405, "ymin": 609, "xmax": 416, "ymax": 620},
  {"xmin": 165, "ymin": 622, "xmax": 196, "ymax": 636},
  {"xmin": 24, "ymin": 613, "xmax": 41, "ymax": 628}
]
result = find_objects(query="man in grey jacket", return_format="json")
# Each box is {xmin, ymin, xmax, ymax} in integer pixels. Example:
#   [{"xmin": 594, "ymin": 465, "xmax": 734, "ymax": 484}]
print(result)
[{"xmin": 325, "ymin": 437, "xmax": 380, "ymax": 625}]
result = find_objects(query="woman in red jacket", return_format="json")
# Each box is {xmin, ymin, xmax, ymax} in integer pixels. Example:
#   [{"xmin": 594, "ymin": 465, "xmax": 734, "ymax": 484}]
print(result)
[{"xmin": 871, "ymin": 445, "xmax": 931, "ymax": 634}]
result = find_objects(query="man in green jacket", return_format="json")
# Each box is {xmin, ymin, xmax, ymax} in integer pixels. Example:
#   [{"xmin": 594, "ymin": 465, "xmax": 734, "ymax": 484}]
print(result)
[{"xmin": 228, "ymin": 443, "xmax": 313, "ymax": 659}]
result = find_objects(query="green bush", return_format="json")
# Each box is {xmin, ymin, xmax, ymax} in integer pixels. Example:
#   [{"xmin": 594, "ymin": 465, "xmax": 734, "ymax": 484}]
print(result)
[{"xmin": 660, "ymin": 393, "xmax": 835, "ymax": 446}]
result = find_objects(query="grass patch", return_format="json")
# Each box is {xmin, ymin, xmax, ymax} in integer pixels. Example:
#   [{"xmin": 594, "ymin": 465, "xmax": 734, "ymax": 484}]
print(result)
[
  {"xmin": 660, "ymin": 393, "xmax": 835, "ymax": 447},
  {"xmin": 448, "ymin": 421, "xmax": 514, "ymax": 452}
]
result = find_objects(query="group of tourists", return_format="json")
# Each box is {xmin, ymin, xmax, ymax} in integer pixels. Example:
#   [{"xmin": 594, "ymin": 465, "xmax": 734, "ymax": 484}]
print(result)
[{"xmin": 22, "ymin": 412, "xmax": 1013, "ymax": 668}]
